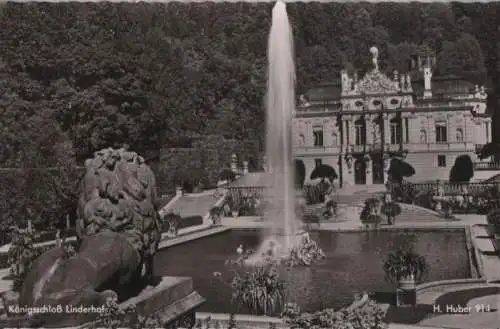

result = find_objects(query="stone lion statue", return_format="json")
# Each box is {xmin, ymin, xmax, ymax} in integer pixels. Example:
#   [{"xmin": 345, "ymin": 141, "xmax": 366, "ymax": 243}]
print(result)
[{"xmin": 17, "ymin": 147, "xmax": 161, "ymax": 327}]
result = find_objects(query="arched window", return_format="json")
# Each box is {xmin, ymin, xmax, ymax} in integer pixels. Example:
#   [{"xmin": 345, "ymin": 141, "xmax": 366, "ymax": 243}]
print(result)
[
  {"xmin": 299, "ymin": 134, "xmax": 305, "ymax": 145},
  {"xmin": 420, "ymin": 129, "xmax": 427, "ymax": 143},
  {"xmin": 456, "ymin": 128, "xmax": 464, "ymax": 142},
  {"xmin": 331, "ymin": 133, "xmax": 338, "ymax": 146}
]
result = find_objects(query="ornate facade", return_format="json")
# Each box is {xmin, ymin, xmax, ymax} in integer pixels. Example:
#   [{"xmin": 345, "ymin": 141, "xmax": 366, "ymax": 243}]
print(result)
[{"xmin": 293, "ymin": 47, "xmax": 490, "ymax": 186}]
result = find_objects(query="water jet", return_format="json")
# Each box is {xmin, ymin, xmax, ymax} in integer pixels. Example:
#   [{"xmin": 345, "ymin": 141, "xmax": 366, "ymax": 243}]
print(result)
[{"xmin": 247, "ymin": 0, "xmax": 323, "ymax": 265}]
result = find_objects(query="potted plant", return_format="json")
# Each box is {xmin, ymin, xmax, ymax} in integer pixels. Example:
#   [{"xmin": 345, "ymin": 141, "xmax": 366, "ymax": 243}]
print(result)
[
  {"xmin": 163, "ymin": 212, "xmax": 180, "ymax": 237},
  {"xmin": 209, "ymin": 206, "xmax": 223, "ymax": 226},
  {"xmin": 322, "ymin": 199, "xmax": 337, "ymax": 219},
  {"xmin": 215, "ymin": 252, "xmax": 286, "ymax": 316},
  {"xmin": 225, "ymin": 195, "xmax": 239, "ymax": 217},
  {"xmin": 383, "ymin": 243, "xmax": 427, "ymax": 306},
  {"xmin": 381, "ymin": 194, "xmax": 401, "ymax": 225},
  {"xmin": 360, "ymin": 198, "xmax": 382, "ymax": 229}
]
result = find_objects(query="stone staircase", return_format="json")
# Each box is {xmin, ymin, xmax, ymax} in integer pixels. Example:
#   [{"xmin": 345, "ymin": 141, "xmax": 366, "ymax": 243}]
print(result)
[{"xmin": 396, "ymin": 203, "xmax": 444, "ymax": 222}]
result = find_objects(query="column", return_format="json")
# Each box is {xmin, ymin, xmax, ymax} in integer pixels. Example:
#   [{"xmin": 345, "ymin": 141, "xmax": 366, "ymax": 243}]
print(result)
[
  {"xmin": 383, "ymin": 114, "xmax": 391, "ymax": 145},
  {"xmin": 349, "ymin": 117, "xmax": 356, "ymax": 147},
  {"xmin": 402, "ymin": 115, "xmax": 408, "ymax": 145},
  {"xmin": 343, "ymin": 119, "xmax": 349, "ymax": 145},
  {"xmin": 486, "ymin": 120, "xmax": 492, "ymax": 143}
]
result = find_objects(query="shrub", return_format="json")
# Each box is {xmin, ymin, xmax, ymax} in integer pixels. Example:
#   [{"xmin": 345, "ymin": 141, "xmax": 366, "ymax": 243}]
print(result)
[
  {"xmin": 449, "ymin": 155, "xmax": 474, "ymax": 183},
  {"xmin": 282, "ymin": 300, "xmax": 387, "ymax": 329}
]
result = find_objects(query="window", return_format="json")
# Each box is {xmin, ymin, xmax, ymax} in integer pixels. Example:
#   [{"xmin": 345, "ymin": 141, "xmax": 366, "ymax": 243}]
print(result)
[
  {"xmin": 315, "ymin": 158, "xmax": 322, "ymax": 167},
  {"xmin": 331, "ymin": 133, "xmax": 338, "ymax": 146},
  {"xmin": 390, "ymin": 122, "xmax": 402, "ymax": 144},
  {"xmin": 435, "ymin": 121, "xmax": 447, "ymax": 143},
  {"xmin": 404, "ymin": 118, "xmax": 409, "ymax": 143},
  {"xmin": 373, "ymin": 100, "xmax": 382, "ymax": 106},
  {"xmin": 437, "ymin": 155, "xmax": 446, "ymax": 167},
  {"xmin": 345, "ymin": 122, "xmax": 350, "ymax": 144},
  {"xmin": 355, "ymin": 101, "xmax": 364, "ymax": 107},
  {"xmin": 313, "ymin": 126, "xmax": 323, "ymax": 146},
  {"xmin": 299, "ymin": 134, "xmax": 305, "ymax": 145},
  {"xmin": 456, "ymin": 128, "xmax": 464, "ymax": 142},
  {"xmin": 390, "ymin": 99, "xmax": 399, "ymax": 105},
  {"xmin": 355, "ymin": 123, "xmax": 366, "ymax": 145},
  {"xmin": 420, "ymin": 129, "xmax": 427, "ymax": 143}
]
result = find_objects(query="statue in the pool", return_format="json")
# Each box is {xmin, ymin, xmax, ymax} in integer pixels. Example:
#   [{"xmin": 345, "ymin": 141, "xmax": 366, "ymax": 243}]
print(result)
[
  {"xmin": 17, "ymin": 147, "xmax": 161, "ymax": 327},
  {"xmin": 245, "ymin": 231, "xmax": 325, "ymax": 266}
]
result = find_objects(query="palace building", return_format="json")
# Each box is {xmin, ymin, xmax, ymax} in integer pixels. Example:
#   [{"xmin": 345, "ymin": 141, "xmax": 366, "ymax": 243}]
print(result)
[{"xmin": 292, "ymin": 47, "xmax": 490, "ymax": 186}]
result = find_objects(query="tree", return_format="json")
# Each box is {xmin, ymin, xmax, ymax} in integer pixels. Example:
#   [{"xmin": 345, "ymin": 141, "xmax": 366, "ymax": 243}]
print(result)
[
  {"xmin": 309, "ymin": 164, "xmax": 338, "ymax": 183},
  {"xmin": 388, "ymin": 158, "xmax": 415, "ymax": 183},
  {"xmin": 436, "ymin": 33, "xmax": 487, "ymax": 83},
  {"xmin": 449, "ymin": 154, "xmax": 474, "ymax": 183}
]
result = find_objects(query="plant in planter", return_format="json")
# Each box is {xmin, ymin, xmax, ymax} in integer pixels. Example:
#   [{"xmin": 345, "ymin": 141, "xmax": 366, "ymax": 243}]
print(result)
[
  {"xmin": 209, "ymin": 205, "xmax": 224, "ymax": 226},
  {"xmin": 226, "ymin": 192, "xmax": 245, "ymax": 217},
  {"xmin": 360, "ymin": 198, "xmax": 383, "ymax": 229},
  {"xmin": 163, "ymin": 212, "xmax": 180, "ymax": 237},
  {"xmin": 381, "ymin": 195, "xmax": 401, "ymax": 225},
  {"xmin": 322, "ymin": 199, "xmax": 338, "ymax": 219},
  {"xmin": 383, "ymin": 239, "xmax": 427, "ymax": 306},
  {"xmin": 214, "ymin": 251, "xmax": 286, "ymax": 316}
]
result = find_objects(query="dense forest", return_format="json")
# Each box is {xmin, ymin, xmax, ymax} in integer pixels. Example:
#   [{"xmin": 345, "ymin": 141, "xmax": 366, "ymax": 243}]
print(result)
[{"xmin": 0, "ymin": 1, "xmax": 499, "ymax": 233}]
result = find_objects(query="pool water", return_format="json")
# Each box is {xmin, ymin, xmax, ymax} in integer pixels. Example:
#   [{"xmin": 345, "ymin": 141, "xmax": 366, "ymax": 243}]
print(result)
[{"xmin": 154, "ymin": 229, "xmax": 470, "ymax": 314}]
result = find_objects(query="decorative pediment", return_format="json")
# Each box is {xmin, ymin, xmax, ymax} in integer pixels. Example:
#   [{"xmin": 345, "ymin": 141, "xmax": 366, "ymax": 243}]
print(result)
[{"xmin": 355, "ymin": 70, "xmax": 400, "ymax": 95}]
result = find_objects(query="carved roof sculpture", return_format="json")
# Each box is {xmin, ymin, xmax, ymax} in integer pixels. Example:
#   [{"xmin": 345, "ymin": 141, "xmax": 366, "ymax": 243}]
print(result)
[{"xmin": 355, "ymin": 68, "xmax": 401, "ymax": 95}]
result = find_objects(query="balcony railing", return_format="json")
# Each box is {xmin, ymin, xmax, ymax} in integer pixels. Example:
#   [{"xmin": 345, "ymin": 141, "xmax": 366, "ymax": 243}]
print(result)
[
  {"xmin": 293, "ymin": 142, "xmax": 476, "ymax": 154},
  {"xmin": 474, "ymin": 161, "xmax": 500, "ymax": 171},
  {"xmin": 293, "ymin": 146, "xmax": 340, "ymax": 154},
  {"xmin": 396, "ymin": 181, "xmax": 500, "ymax": 196}
]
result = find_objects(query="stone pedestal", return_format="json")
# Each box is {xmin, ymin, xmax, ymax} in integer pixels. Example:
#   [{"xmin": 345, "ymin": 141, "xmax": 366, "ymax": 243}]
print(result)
[
  {"xmin": 122, "ymin": 276, "xmax": 205, "ymax": 327},
  {"xmin": 0, "ymin": 277, "xmax": 205, "ymax": 328}
]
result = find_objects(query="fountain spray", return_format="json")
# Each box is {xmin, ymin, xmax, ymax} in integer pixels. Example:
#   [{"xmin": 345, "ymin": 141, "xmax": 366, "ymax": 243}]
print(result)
[{"xmin": 265, "ymin": 0, "xmax": 297, "ymax": 252}]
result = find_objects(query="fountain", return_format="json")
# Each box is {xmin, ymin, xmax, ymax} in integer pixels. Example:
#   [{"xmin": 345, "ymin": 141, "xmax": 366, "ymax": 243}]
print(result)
[{"xmin": 245, "ymin": 1, "xmax": 323, "ymax": 265}]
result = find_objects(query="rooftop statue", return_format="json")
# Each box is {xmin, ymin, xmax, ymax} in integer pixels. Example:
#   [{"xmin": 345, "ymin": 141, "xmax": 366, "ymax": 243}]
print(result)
[{"xmin": 18, "ymin": 147, "xmax": 161, "ymax": 327}]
